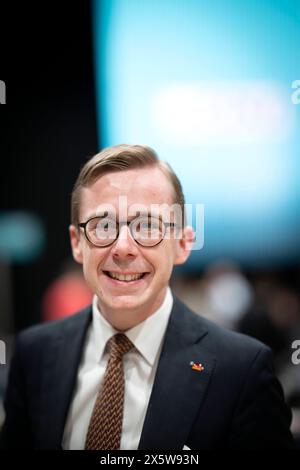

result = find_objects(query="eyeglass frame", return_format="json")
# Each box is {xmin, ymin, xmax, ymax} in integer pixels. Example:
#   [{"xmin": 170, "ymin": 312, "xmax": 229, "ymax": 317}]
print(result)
[{"xmin": 77, "ymin": 214, "xmax": 182, "ymax": 248}]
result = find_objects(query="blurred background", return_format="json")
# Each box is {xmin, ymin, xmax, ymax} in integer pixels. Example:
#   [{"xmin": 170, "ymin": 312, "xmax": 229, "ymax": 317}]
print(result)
[{"xmin": 0, "ymin": 0, "xmax": 300, "ymax": 446}]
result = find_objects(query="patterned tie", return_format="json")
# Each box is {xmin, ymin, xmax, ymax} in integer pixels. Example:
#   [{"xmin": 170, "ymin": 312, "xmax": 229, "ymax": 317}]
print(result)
[{"xmin": 85, "ymin": 333, "xmax": 134, "ymax": 450}]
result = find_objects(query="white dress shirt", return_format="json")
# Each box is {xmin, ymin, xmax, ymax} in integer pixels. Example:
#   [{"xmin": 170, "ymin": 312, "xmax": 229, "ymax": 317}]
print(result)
[{"xmin": 62, "ymin": 286, "xmax": 173, "ymax": 450}]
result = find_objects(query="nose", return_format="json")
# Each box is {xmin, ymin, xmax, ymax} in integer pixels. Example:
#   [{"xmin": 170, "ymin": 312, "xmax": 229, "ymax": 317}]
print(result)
[{"xmin": 110, "ymin": 224, "xmax": 139, "ymax": 258}]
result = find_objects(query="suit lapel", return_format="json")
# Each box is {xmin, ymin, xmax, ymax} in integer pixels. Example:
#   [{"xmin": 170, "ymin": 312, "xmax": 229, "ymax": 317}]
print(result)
[
  {"xmin": 138, "ymin": 296, "xmax": 216, "ymax": 450},
  {"xmin": 39, "ymin": 307, "xmax": 92, "ymax": 449}
]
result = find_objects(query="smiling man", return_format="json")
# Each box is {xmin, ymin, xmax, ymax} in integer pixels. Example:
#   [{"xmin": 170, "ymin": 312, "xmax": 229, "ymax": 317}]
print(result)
[
  {"xmin": 0, "ymin": 144, "xmax": 295, "ymax": 450},
  {"xmin": 69, "ymin": 159, "xmax": 192, "ymax": 332}
]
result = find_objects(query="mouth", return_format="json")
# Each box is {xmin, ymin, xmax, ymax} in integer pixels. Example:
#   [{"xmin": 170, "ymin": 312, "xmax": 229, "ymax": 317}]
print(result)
[{"xmin": 102, "ymin": 270, "xmax": 150, "ymax": 285}]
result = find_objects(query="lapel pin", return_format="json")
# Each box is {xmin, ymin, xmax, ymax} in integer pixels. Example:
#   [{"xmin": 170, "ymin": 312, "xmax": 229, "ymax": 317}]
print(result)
[{"xmin": 190, "ymin": 361, "xmax": 204, "ymax": 372}]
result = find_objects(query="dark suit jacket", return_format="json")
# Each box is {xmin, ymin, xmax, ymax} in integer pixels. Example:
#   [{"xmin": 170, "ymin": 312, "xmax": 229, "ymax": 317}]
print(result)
[{"xmin": 0, "ymin": 295, "xmax": 295, "ymax": 449}]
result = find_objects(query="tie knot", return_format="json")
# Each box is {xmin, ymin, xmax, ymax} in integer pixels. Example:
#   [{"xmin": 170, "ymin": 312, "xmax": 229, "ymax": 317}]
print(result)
[{"xmin": 106, "ymin": 333, "xmax": 134, "ymax": 360}]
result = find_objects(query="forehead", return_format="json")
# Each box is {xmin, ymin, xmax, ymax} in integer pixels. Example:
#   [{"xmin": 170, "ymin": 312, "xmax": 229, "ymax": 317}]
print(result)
[{"xmin": 80, "ymin": 166, "xmax": 175, "ymax": 219}]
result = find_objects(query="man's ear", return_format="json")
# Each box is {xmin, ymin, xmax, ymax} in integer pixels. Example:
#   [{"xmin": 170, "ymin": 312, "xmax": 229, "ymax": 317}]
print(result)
[
  {"xmin": 69, "ymin": 224, "xmax": 83, "ymax": 264},
  {"xmin": 174, "ymin": 225, "xmax": 195, "ymax": 265}
]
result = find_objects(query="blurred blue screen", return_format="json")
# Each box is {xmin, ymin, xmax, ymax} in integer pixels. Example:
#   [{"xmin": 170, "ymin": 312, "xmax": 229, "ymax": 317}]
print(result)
[{"xmin": 92, "ymin": 0, "xmax": 300, "ymax": 270}]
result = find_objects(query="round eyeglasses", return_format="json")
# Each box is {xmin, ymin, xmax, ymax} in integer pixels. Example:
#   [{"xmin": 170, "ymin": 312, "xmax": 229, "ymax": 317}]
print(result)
[{"xmin": 78, "ymin": 215, "xmax": 180, "ymax": 247}]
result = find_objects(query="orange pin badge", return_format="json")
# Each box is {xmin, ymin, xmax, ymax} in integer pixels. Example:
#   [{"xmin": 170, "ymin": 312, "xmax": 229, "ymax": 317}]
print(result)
[{"xmin": 190, "ymin": 361, "xmax": 204, "ymax": 372}]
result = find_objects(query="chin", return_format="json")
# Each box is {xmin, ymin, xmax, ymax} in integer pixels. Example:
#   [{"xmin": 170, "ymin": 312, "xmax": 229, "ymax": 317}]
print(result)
[{"xmin": 101, "ymin": 293, "xmax": 146, "ymax": 311}]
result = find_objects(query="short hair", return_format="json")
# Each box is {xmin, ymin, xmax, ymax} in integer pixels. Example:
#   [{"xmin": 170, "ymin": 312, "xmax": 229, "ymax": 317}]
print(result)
[{"xmin": 71, "ymin": 144, "xmax": 186, "ymax": 227}]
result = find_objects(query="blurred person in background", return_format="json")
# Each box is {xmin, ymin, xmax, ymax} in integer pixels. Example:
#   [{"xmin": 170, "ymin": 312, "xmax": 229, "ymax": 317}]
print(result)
[
  {"xmin": 0, "ymin": 144, "xmax": 295, "ymax": 449},
  {"xmin": 41, "ymin": 259, "xmax": 93, "ymax": 322},
  {"xmin": 179, "ymin": 261, "xmax": 254, "ymax": 330},
  {"xmin": 237, "ymin": 273, "xmax": 300, "ymax": 447},
  {"xmin": 238, "ymin": 274, "xmax": 300, "ymax": 365}
]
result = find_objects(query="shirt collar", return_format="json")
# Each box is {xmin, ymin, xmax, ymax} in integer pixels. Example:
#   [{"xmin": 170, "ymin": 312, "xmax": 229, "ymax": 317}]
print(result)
[{"xmin": 92, "ymin": 286, "xmax": 173, "ymax": 366}]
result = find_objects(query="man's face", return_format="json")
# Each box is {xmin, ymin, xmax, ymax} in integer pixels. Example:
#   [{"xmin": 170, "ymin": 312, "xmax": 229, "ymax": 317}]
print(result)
[{"xmin": 70, "ymin": 166, "xmax": 194, "ymax": 330}]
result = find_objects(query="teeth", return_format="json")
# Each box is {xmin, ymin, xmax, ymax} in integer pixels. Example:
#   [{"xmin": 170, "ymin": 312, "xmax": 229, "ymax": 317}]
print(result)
[{"xmin": 108, "ymin": 272, "xmax": 144, "ymax": 281}]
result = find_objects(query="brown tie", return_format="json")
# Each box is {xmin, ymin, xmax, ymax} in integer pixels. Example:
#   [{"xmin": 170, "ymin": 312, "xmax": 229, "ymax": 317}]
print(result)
[{"xmin": 85, "ymin": 333, "xmax": 134, "ymax": 450}]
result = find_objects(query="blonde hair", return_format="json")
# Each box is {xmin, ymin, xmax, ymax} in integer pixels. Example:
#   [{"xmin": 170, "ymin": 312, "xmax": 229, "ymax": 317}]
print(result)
[{"xmin": 71, "ymin": 144, "xmax": 186, "ymax": 226}]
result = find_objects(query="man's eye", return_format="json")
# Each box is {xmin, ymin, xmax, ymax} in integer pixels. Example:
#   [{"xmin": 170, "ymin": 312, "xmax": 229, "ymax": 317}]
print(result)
[
  {"xmin": 97, "ymin": 220, "xmax": 115, "ymax": 230},
  {"xmin": 140, "ymin": 222, "xmax": 152, "ymax": 229},
  {"xmin": 137, "ymin": 219, "xmax": 161, "ymax": 232},
  {"xmin": 86, "ymin": 218, "xmax": 116, "ymax": 237}
]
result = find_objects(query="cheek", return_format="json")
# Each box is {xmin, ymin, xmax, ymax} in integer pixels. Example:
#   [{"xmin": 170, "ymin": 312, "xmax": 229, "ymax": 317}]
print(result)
[
  {"xmin": 81, "ymin": 250, "xmax": 106, "ymax": 294},
  {"xmin": 82, "ymin": 247, "xmax": 105, "ymax": 275},
  {"xmin": 153, "ymin": 246, "xmax": 175, "ymax": 277}
]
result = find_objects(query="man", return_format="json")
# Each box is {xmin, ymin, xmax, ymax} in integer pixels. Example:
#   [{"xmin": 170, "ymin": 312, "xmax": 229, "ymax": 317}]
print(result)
[{"xmin": 0, "ymin": 144, "xmax": 295, "ymax": 449}]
